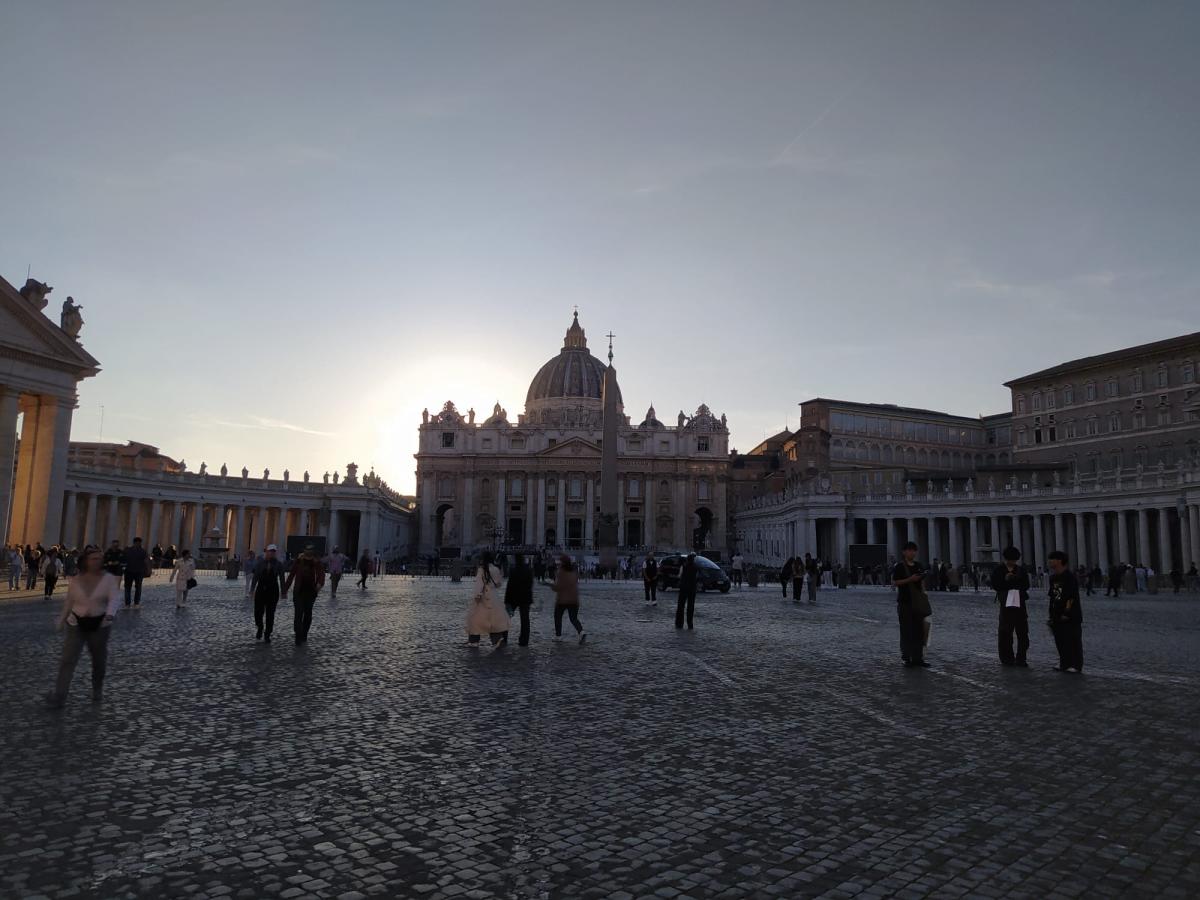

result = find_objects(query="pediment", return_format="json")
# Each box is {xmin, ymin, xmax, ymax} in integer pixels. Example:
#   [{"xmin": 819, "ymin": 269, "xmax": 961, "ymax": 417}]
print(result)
[
  {"xmin": 537, "ymin": 437, "xmax": 602, "ymax": 458},
  {"xmin": 0, "ymin": 275, "xmax": 101, "ymax": 375}
]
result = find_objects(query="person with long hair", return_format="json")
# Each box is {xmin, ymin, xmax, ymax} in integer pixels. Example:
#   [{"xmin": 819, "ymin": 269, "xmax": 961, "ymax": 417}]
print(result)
[
  {"xmin": 551, "ymin": 555, "xmax": 586, "ymax": 644},
  {"xmin": 465, "ymin": 551, "xmax": 510, "ymax": 647},
  {"xmin": 170, "ymin": 549, "xmax": 196, "ymax": 609},
  {"xmin": 46, "ymin": 546, "xmax": 120, "ymax": 707}
]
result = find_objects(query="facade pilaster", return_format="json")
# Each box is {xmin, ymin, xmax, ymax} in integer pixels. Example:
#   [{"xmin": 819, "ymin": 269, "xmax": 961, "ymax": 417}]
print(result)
[
  {"xmin": 62, "ymin": 491, "xmax": 78, "ymax": 547},
  {"xmin": 1076, "ymin": 513, "xmax": 1089, "ymax": 569},
  {"xmin": 0, "ymin": 389, "xmax": 20, "ymax": 547},
  {"xmin": 557, "ymin": 477, "xmax": 566, "ymax": 548},
  {"xmin": 82, "ymin": 492, "xmax": 97, "ymax": 546},
  {"xmin": 105, "ymin": 496, "xmax": 120, "ymax": 546},
  {"xmin": 1033, "ymin": 514, "xmax": 1045, "ymax": 571},
  {"xmin": 1053, "ymin": 513, "xmax": 1065, "ymax": 553},
  {"xmin": 148, "ymin": 500, "xmax": 162, "ymax": 549},
  {"xmin": 1137, "ymin": 508, "xmax": 1151, "ymax": 567},
  {"xmin": 585, "ymin": 477, "xmax": 595, "ymax": 550},
  {"xmin": 1117, "ymin": 510, "xmax": 1130, "ymax": 565},
  {"xmin": 1096, "ymin": 510, "xmax": 1110, "ymax": 572},
  {"xmin": 1159, "ymin": 508, "xmax": 1174, "ymax": 573},
  {"xmin": 949, "ymin": 516, "xmax": 961, "ymax": 566},
  {"xmin": 462, "ymin": 476, "xmax": 474, "ymax": 548}
]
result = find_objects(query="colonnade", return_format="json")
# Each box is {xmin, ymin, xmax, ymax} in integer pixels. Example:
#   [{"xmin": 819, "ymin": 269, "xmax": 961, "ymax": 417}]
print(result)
[{"xmin": 742, "ymin": 498, "xmax": 1200, "ymax": 574}]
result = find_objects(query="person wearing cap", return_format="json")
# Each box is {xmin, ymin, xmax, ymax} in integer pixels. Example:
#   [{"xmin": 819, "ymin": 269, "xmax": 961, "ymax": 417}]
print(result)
[
  {"xmin": 992, "ymin": 546, "xmax": 1032, "ymax": 667},
  {"xmin": 251, "ymin": 544, "xmax": 287, "ymax": 642},
  {"xmin": 283, "ymin": 544, "xmax": 326, "ymax": 645}
]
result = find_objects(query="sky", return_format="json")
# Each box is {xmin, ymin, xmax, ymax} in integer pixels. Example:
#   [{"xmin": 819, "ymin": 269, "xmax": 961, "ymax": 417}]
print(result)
[{"xmin": 2, "ymin": 1, "xmax": 1198, "ymax": 493}]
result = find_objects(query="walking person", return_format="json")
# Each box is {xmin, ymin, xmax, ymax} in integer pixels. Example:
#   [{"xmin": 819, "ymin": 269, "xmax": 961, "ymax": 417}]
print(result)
[
  {"xmin": 466, "ymin": 551, "xmax": 510, "ymax": 647},
  {"xmin": 504, "ymin": 553, "xmax": 534, "ymax": 646},
  {"xmin": 357, "ymin": 549, "xmax": 371, "ymax": 590},
  {"xmin": 676, "ymin": 552, "xmax": 698, "ymax": 630},
  {"xmin": 1106, "ymin": 562, "xmax": 1125, "ymax": 598},
  {"xmin": 7, "ymin": 545, "xmax": 23, "ymax": 591},
  {"xmin": 251, "ymin": 544, "xmax": 287, "ymax": 642},
  {"xmin": 169, "ymin": 549, "xmax": 196, "ymax": 608},
  {"xmin": 780, "ymin": 557, "xmax": 794, "ymax": 599},
  {"xmin": 41, "ymin": 548, "xmax": 63, "ymax": 599},
  {"xmin": 643, "ymin": 552, "xmax": 658, "ymax": 605},
  {"xmin": 26, "ymin": 545, "xmax": 40, "ymax": 590},
  {"xmin": 283, "ymin": 544, "xmax": 325, "ymax": 645},
  {"xmin": 731, "ymin": 552, "xmax": 744, "ymax": 588},
  {"xmin": 326, "ymin": 546, "xmax": 347, "ymax": 598},
  {"xmin": 993, "ymin": 546, "xmax": 1031, "ymax": 667},
  {"xmin": 242, "ymin": 549, "xmax": 257, "ymax": 600},
  {"xmin": 791, "ymin": 559, "xmax": 805, "ymax": 606},
  {"xmin": 891, "ymin": 541, "xmax": 930, "ymax": 668},
  {"xmin": 550, "ymin": 555, "xmax": 586, "ymax": 643},
  {"xmin": 123, "ymin": 537, "xmax": 149, "ymax": 608},
  {"xmin": 804, "ymin": 553, "xmax": 819, "ymax": 604},
  {"xmin": 102, "ymin": 540, "xmax": 124, "ymax": 580},
  {"xmin": 1047, "ymin": 551, "xmax": 1083, "ymax": 673},
  {"xmin": 46, "ymin": 547, "xmax": 121, "ymax": 708}
]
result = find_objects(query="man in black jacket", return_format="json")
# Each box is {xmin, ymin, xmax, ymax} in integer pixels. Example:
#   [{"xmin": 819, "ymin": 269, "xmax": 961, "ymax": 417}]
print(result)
[
  {"xmin": 123, "ymin": 537, "xmax": 150, "ymax": 607},
  {"xmin": 103, "ymin": 540, "xmax": 125, "ymax": 579},
  {"xmin": 1047, "ymin": 551, "xmax": 1083, "ymax": 673},
  {"xmin": 504, "ymin": 553, "xmax": 534, "ymax": 646},
  {"xmin": 993, "ymin": 546, "xmax": 1031, "ymax": 667},
  {"xmin": 676, "ymin": 553, "xmax": 698, "ymax": 630},
  {"xmin": 250, "ymin": 544, "xmax": 287, "ymax": 643}
]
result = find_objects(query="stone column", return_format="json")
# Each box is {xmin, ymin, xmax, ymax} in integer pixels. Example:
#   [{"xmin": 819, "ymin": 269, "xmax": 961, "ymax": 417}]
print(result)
[
  {"xmin": 1179, "ymin": 505, "xmax": 1193, "ymax": 571},
  {"xmin": 1159, "ymin": 507, "xmax": 1174, "ymax": 574},
  {"xmin": 584, "ymin": 477, "xmax": 595, "ymax": 550},
  {"xmin": 715, "ymin": 479, "xmax": 728, "ymax": 554},
  {"xmin": 327, "ymin": 508, "xmax": 340, "ymax": 552},
  {"xmin": 556, "ymin": 477, "xmax": 566, "ymax": 548},
  {"xmin": 105, "ymin": 495, "xmax": 120, "ymax": 546},
  {"xmin": 62, "ymin": 491, "xmax": 78, "ymax": 547},
  {"xmin": 1033, "ymin": 514, "xmax": 1045, "ymax": 572},
  {"xmin": 0, "ymin": 388, "xmax": 20, "ymax": 547},
  {"xmin": 233, "ymin": 506, "xmax": 246, "ymax": 554},
  {"xmin": 82, "ymin": 492, "xmax": 97, "ymax": 546},
  {"xmin": 462, "ymin": 476, "xmax": 474, "ymax": 548},
  {"xmin": 949, "ymin": 516, "xmax": 961, "ymax": 566},
  {"xmin": 169, "ymin": 501, "xmax": 184, "ymax": 548},
  {"xmin": 1116, "ymin": 510, "xmax": 1130, "ymax": 565},
  {"xmin": 496, "ymin": 477, "xmax": 506, "ymax": 542},
  {"xmin": 192, "ymin": 502, "xmax": 205, "ymax": 552},
  {"xmin": 806, "ymin": 516, "xmax": 817, "ymax": 559},
  {"xmin": 886, "ymin": 518, "xmax": 897, "ymax": 562},
  {"xmin": 126, "ymin": 498, "xmax": 141, "ymax": 545},
  {"xmin": 1137, "ymin": 507, "xmax": 1150, "ymax": 567},
  {"xmin": 989, "ymin": 515, "xmax": 1001, "ymax": 555},
  {"xmin": 1053, "ymin": 513, "xmax": 1065, "ymax": 553},
  {"xmin": 643, "ymin": 477, "xmax": 654, "ymax": 550},
  {"xmin": 148, "ymin": 500, "xmax": 162, "ymax": 549},
  {"xmin": 617, "ymin": 477, "xmax": 625, "ymax": 548},
  {"xmin": 673, "ymin": 477, "xmax": 687, "ymax": 550},
  {"xmin": 535, "ymin": 476, "xmax": 545, "ymax": 547},
  {"xmin": 1189, "ymin": 504, "xmax": 1200, "ymax": 568},
  {"xmin": 276, "ymin": 505, "xmax": 289, "ymax": 551},
  {"xmin": 1074, "ymin": 513, "xmax": 1088, "ymax": 569},
  {"xmin": 1096, "ymin": 510, "xmax": 1110, "ymax": 572},
  {"xmin": 10, "ymin": 395, "xmax": 74, "ymax": 546}
]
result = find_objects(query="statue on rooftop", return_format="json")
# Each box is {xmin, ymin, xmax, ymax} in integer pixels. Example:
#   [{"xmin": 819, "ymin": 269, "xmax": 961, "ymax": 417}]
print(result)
[{"xmin": 60, "ymin": 297, "xmax": 84, "ymax": 340}]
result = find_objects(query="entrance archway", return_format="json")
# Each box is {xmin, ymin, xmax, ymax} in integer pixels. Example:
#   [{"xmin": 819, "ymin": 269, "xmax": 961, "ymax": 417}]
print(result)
[
  {"xmin": 435, "ymin": 504, "xmax": 456, "ymax": 549},
  {"xmin": 693, "ymin": 506, "xmax": 713, "ymax": 550}
]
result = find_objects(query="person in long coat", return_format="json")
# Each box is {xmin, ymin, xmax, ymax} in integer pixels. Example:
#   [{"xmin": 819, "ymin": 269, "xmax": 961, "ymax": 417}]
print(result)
[
  {"xmin": 466, "ymin": 551, "xmax": 510, "ymax": 647},
  {"xmin": 550, "ymin": 555, "xmax": 586, "ymax": 644},
  {"xmin": 504, "ymin": 553, "xmax": 534, "ymax": 646}
]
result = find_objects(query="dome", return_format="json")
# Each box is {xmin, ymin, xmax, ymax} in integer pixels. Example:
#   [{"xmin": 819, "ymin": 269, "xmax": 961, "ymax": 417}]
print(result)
[
  {"xmin": 525, "ymin": 312, "xmax": 623, "ymax": 410},
  {"xmin": 639, "ymin": 404, "xmax": 664, "ymax": 428}
]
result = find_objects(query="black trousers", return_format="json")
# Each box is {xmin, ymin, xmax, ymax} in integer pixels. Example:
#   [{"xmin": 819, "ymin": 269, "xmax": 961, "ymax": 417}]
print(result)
[
  {"xmin": 43, "ymin": 573, "xmax": 58, "ymax": 598},
  {"xmin": 733, "ymin": 569, "xmax": 742, "ymax": 586},
  {"xmin": 514, "ymin": 605, "xmax": 531, "ymax": 646},
  {"xmin": 644, "ymin": 580, "xmax": 657, "ymax": 603},
  {"xmin": 330, "ymin": 573, "xmax": 342, "ymax": 596},
  {"xmin": 357, "ymin": 571, "xmax": 368, "ymax": 589},
  {"xmin": 293, "ymin": 591, "xmax": 317, "ymax": 642},
  {"xmin": 254, "ymin": 592, "xmax": 280, "ymax": 637},
  {"xmin": 781, "ymin": 577, "xmax": 789, "ymax": 597},
  {"xmin": 792, "ymin": 577, "xmax": 804, "ymax": 601},
  {"xmin": 807, "ymin": 578, "xmax": 818, "ymax": 603},
  {"xmin": 1051, "ymin": 621, "xmax": 1083, "ymax": 670},
  {"xmin": 676, "ymin": 587, "xmax": 696, "ymax": 629},
  {"xmin": 898, "ymin": 605, "xmax": 924, "ymax": 663},
  {"xmin": 554, "ymin": 604, "xmax": 583, "ymax": 635},
  {"xmin": 124, "ymin": 573, "xmax": 144, "ymax": 606},
  {"xmin": 998, "ymin": 607, "xmax": 1030, "ymax": 663}
]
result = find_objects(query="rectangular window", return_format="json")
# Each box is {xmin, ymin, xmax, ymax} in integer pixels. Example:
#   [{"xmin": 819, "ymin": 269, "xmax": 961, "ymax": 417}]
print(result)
[
  {"xmin": 628, "ymin": 439, "xmax": 642, "ymax": 451},
  {"xmin": 548, "ymin": 438, "xmax": 557, "ymax": 447},
  {"xmin": 1158, "ymin": 369, "xmax": 1168, "ymax": 388},
  {"xmin": 1046, "ymin": 392, "xmax": 1055, "ymax": 409},
  {"xmin": 548, "ymin": 480, "xmax": 557, "ymax": 497},
  {"xmin": 628, "ymin": 479, "xmax": 640, "ymax": 498},
  {"xmin": 1086, "ymin": 418, "xmax": 1099, "ymax": 436},
  {"xmin": 1016, "ymin": 396, "xmax": 1026, "ymax": 414},
  {"xmin": 697, "ymin": 436, "xmax": 710, "ymax": 452},
  {"xmin": 1132, "ymin": 372, "xmax": 1143, "ymax": 392},
  {"xmin": 1133, "ymin": 412, "xmax": 1146, "ymax": 429},
  {"xmin": 481, "ymin": 438, "xmax": 492, "ymax": 449},
  {"xmin": 1063, "ymin": 385, "xmax": 1074, "ymax": 405},
  {"xmin": 1105, "ymin": 380, "xmax": 1118, "ymax": 398},
  {"xmin": 1184, "ymin": 363, "xmax": 1196, "ymax": 383},
  {"xmin": 441, "ymin": 432, "xmax": 455, "ymax": 448},
  {"xmin": 1086, "ymin": 384, "xmax": 1096, "ymax": 402},
  {"xmin": 510, "ymin": 438, "xmax": 525, "ymax": 450},
  {"xmin": 1032, "ymin": 393, "xmax": 1042, "ymax": 411},
  {"xmin": 1158, "ymin": 409, "xmax": 1171, "ymax": 426},
  {"xmin": 511, "ymin": 477, "xmax": 523, "ymax": 497},
  {"xmin": 1065, "ymin": 421, "xmax": 1077, "ymax": 439},
  {"xmin": 569, "ymin": 478, "xmax": 582, "ymax": 499}
]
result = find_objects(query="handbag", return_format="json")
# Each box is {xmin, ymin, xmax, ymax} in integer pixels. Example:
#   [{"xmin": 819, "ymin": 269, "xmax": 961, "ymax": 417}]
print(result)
[
  {"xmin": 186, "ymin": 577, "xmax": 198, "ymax": 590},
  {"xmin": 908, "ymin": 565, "xmax": 933, "ymax": 617}
]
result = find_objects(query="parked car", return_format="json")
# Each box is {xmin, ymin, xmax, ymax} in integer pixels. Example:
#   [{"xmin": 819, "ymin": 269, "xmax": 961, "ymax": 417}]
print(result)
[{"xmin": 657, "ymin": 554, "xmax": 731, "ymax": 593}]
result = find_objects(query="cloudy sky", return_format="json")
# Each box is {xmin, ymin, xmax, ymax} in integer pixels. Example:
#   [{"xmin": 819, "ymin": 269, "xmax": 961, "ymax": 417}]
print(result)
[{"xmin": 3, "ymin": 2, "xmax": 1197, "ymax": 492}]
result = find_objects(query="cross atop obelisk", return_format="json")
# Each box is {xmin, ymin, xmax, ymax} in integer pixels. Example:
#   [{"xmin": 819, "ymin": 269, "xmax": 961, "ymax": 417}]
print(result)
[{"xmin": 605, "ymin": 331, "xmax": 615, "ymax": 365}]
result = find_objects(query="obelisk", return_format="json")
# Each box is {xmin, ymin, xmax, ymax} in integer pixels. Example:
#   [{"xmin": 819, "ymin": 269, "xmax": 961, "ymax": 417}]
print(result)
[{"xmin": 597, "ymin": 332, "xmax": 620, "ymax": 571}]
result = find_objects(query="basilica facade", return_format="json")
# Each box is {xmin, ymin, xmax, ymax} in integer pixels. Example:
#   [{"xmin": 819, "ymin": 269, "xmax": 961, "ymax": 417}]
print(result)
[{"xmin": 415, "ymin": 314, "xmax": 730, "ymax": 558}]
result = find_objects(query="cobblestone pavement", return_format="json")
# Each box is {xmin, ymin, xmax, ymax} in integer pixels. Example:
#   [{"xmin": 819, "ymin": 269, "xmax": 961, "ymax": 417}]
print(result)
[{"xmin": 2, "ymin": 575, "xmax": 1198, "ymax": 899}]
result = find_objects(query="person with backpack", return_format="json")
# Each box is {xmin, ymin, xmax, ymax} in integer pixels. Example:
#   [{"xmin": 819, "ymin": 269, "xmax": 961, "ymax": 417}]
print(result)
[
  {"xmin": 283, "ymin": 544, "xmax": 326, "ymax": 645},
  {"xmin": 250, "ymin": 544, "xmax": 287, "ymax": 642}
]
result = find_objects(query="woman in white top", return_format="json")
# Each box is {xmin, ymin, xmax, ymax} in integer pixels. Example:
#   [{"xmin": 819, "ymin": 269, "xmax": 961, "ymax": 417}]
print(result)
[
  {"xmin": 465, "ymin": 551, "xmax": 510, "ymax": 647},
  {"xmin": 48, "ymin": 546, "xmax": 121, "ymax": 707},
  {"xmin": 170, "ymin": 549, "xmax": 196, "ymax": 608}
]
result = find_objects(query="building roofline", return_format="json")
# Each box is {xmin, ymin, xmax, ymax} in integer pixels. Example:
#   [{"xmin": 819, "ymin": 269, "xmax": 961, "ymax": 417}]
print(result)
[
  {"xmin": 1003, "ymin": 331, "xmax": 1200, "ymax": 386},
  {"xmin": 799, "ymin": 397, "xmax": 1003, "ymax": 426}
]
